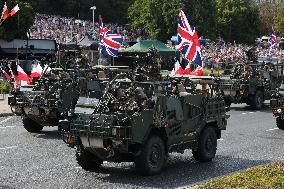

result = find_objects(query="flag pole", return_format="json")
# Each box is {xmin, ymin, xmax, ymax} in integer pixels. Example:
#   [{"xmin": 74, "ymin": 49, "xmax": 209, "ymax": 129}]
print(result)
[
  {"xmin": 98, "ymin": 15, "xmax": 102, "ymax": 66},
  {"xmin": 17, "ymin": 12, "xmax": 19, "ymax": 30}
]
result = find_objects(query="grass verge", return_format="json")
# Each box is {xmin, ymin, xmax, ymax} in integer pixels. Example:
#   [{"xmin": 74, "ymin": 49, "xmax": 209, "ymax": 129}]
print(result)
[{"xmin": 197, "ymin": 162, "xmax": 284, "ymax": 189}]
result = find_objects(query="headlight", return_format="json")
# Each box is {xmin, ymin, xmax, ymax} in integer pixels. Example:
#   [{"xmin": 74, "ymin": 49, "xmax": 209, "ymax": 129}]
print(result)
[{"xmin": 277, "ymin": 108, "xmax": 282, "ymax": 114}]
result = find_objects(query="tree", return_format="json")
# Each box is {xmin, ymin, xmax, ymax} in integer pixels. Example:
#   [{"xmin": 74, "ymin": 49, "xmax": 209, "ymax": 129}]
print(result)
[
  {"xmin": 183, "ymin": 0, "xmax": 217, "ymax": 39},
  {"xmin": 128, "ymin": 0, "xmax": 184, "ymax": 41},
  {"xmin": 257, "ymin": 2, "xmax": 277, "ymax": 35},
  {"xmin": 275, "ymin": 4, "xmax": 284, "ymax": 35},
  {"xmin": 128, "ymin": 0, "xmax": 217, "ymax": 41},
  {"xmin": 216, "ymin": 0, "xmax": 260, "ymax": 43},
  {"xmin": 0, "ymin": 1, "xmax": 35, "ymax": 41},
  {"xmin": 25, "ymin": 0, "xmax": 133, "ymax": 24}
]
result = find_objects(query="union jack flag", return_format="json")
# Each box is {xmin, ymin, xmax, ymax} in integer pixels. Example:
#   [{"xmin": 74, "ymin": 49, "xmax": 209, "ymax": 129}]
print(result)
[
  {"xmin": 270, "ymin": 27, "xmax": 276, "ymax": 48},
  {"xmin": 99, "ymin": 16, "xmax": 123, "ymax": 57},
  {"xmin": 176, "ymin": 9, "xmax": 202, "ymax": 67}
]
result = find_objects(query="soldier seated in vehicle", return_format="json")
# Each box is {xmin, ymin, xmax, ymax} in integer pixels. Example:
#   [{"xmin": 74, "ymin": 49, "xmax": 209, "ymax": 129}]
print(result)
[
  {"xmin": 170, "ymin": 80, "xmax": 189, "ymax": 97},
  {"xmin": 242, "ymin": 65, "xmax": 252, "ymax": 78},
  {"xmin": 262, "ymin": 65, "xmax": 271, "ymax": 81},
  {"xmin": 97, "ymin": 71, "xmax": 107, "ymax": 80},
  {"xmin": 133, "ymin": 86, "xmax": 149, "ymax": 111}
]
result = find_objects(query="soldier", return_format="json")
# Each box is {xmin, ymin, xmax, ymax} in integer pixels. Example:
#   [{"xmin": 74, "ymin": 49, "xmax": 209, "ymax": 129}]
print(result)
[{"xmin": 242, "ymin": 64, "xmax": 252, "ymax": 78}]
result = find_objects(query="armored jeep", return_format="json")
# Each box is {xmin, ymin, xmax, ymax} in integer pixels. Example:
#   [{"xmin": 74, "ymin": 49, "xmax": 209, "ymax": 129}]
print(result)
[
  {"xmin": 270, "ymin": 86, "xmax": 284, "ymax": 130},
  {"xmin": 218, "ymin": 62, "xmax": 281, "ymax": 109},
  {"xmin": 8, "ymin": 67, "xmax": 80, "ymax": 132},
  {"xmin": 60, "ymin": 74, "xmax": 229, "ymax": 176},
  {"xmin": 8, "ymin": 64, "xmax": 129, "ymax": 133}
]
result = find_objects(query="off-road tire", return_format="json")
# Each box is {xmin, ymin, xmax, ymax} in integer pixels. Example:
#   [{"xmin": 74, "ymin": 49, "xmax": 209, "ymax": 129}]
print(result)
[
  {"xmin": 76, "ymin": 145, "xmax": 103, "ymax": 171},
  {"xmin": 192, "ymin": 126, "xmax": 217, "ymax": 162},
  {"xmin": 135, "ymin": 136, "xmax": 166, "ymax": 176},
  {"xmin": 224, "ymin": 98, "xmax": 232, "ymax": 108},
  {"xmin": 22, "ymin": 117, "xmax": 44, "ymax": 133},
  {"xmin": 276, "ymin": 117, "xmax": 284, "ymax": 130},
  {"xmin": 251, "ymin": 91, "xmax": 264, "ymax": 110}
]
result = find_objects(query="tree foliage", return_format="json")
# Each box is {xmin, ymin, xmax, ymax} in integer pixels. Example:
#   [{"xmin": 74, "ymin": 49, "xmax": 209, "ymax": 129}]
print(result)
[
  {"xmin": 128, "ymin": 0, "xmax": 183, "ymax": 41},
  {"xmin": 183, "ymin": 0, "xmax": 217, "ymax": 39},
  {"xmin": 24, "ymin": 0, "xmax": 132, "ymax": 24},
  {"xmin": 257, "ymin": 2, "xmax": 277, "ymax": 35},
  {"xmin": 216, "ymin": 0, "xmax": 260, "ymax": 43},
  {"xmin": 275, "ymin": 4, "xmax": 284, "ymax": 35},
  {"xmin": 128, "ymin": 0, "xmax": 218, "ymax": 41},
  {"xmin": 0, "ymin": 1, "xmax": 35, "ymax": 41}
]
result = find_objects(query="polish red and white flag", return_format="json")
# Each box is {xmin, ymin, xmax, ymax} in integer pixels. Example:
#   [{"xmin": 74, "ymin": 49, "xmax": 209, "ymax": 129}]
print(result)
[
  {"xmin": 1, "ymin": 2, "xmax": 9, "ymax": 20},
  {"xmin": 1, "ymin": 67, "xmax": 11, "ymax": 81},
  {"xmin": 10, "ymin": 4, "xmax": 19, "ymax": 16},
  {"xmin": 30, "ymin": 63, "xmax": 42, "ymax": 78},
  {"xmin": 17, "ymin": 65, "xmax": 30, "ymax": 84},
  {"xmin": 9, "ymin": 66, "xmax": 19, "ymax": 88}
]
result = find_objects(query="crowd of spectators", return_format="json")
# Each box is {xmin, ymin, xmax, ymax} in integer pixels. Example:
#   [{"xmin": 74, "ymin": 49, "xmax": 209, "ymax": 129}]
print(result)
[
  {"xmin": 201, "ymin": 42, "xmax": 248, "ymax": 68},
  {"xmin": 200, "ymin": 41, "xmax": 283, "ymax": 69},
  {"xmin": 29, "ymin": 14, "xmax": 147, "ymax": 45}
]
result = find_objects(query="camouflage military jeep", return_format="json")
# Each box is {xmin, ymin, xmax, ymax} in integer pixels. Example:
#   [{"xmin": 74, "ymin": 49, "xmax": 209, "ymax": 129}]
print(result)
[
  {"xmin": 8, "ymin": 67, "xmax": 80, "ymax": 132},
  {"xmin": 219, "ymin": 62, "xmax": 280, "ymax": 110},
  {"xmin": 60, "ymin": 74, "xmax": 229, "ymax": 176},
  {"xmin": 8, "ymin": 65, "xmax": 130, "ymax": 133}
]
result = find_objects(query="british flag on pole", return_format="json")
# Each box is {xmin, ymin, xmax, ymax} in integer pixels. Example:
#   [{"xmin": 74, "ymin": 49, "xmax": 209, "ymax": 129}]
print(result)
[
  {"xmin": 99, "ymin": 16, "xmax": 123, "ymax": 57},
  {"xmin": 270, "ymin": 27, "xmax": 276, "ymax": 49},
  {"xmin": 176, "ymin": 9, "xmax": 202, "ymax": 67}
]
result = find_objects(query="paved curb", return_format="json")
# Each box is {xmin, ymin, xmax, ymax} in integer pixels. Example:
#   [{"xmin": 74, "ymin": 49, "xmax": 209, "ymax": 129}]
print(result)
[{"xmin": 0, "ymin": 113, "xmax": 15, "ymax": 117}]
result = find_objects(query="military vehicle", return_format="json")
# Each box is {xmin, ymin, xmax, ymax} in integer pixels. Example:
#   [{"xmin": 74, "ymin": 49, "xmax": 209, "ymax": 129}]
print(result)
[
  {"xmin": 219, "ymin": 48, "xmax": 282, "ymax": 109},
  {"xmin": 270, "ymin": 86, "xmax": 284, "ymax": 130},
  {"xmin": 8, "ymin": 63, "xmax": 129, "ymax": 133},
  {"xmin": 8, "ymin": 66, "xmax": 80, "ymax": 132},
  {"xmin": 218, "ymin": 62, "xmax": 281, "ymax": 110},
  {"xmin": 60, "ymin": 74, "xmax": 229, "ymax": 176}
]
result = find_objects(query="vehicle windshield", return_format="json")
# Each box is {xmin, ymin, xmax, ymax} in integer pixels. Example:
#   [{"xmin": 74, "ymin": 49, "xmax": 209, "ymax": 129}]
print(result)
[{"xmin": 257, "ymin": 56, "xmax": 270, "ymax": 63}]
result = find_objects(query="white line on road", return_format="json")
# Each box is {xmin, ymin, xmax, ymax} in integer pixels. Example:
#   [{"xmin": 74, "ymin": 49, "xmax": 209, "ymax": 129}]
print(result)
[
  {"xmin": 0, "ymin": 117, "xmax": 13, "ymax": 124},
  {"xmin": 218, "ymin": 138, "xmax": 224, "ymax": 141},
  {"xmin": 75, "ymin": 167, "xmax": 82, "ymax": 169},
  {"xmin": 266, "ymin": 128, "xmax": 279, "ymax": 131},
  {"xmin": 242, "ymin": 113, "xmax": 247, "ymax": 115},
  {"xmin": 249, "ymin": 112, "xmax": 254, "ymax": 114},
  {"xmin": 0, "ymin": 126, "xmax": 16, "ymax": 129},
  {"xmin": 0, "ymin": 146, "xmax": 18, "ymax": 150}
]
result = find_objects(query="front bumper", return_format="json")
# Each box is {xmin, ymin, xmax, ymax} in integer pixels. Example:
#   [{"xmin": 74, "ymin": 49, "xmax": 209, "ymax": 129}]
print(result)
[
  {"xmin": 11, "ymin": 94, "xmax": 58, "ymax": 108},
  {"xmin": 71, "ymin": 113, "xmax": 132, "ymax": 140}
]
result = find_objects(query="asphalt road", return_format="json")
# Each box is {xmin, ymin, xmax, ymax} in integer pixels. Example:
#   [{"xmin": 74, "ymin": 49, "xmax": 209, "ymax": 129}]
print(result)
[{"xmin": 0, "ymin": 103, "xmax": 283, "ymax": 189}]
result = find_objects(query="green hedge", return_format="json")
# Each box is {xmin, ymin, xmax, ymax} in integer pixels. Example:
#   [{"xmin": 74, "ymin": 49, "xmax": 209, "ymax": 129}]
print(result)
[{"xmin": 0, "ymin": 81, "xmax": 11, "ymax": 94}]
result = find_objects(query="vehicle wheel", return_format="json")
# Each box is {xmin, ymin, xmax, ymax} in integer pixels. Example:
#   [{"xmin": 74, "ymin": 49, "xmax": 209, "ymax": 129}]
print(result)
[
  {"xmin": 22, "ymin": 117, "xmax": 44, "ymax": 133},
  {"xmin": 251, "ymin": 91, "xmax": 264, "ymax": 110},
  {"xmin": 276, "ymin": 117, "xmax": 284, "ymax": 130},
  {"xmin": 224, "ymin": 99, "xmax": 231, "ymax": 108},
  {"xmin": 76, "ymin": 145, "xmax": 103, "ymax": 171},
  {"xmin": 192, "ymin": 126, "xmax": 217, "ymax": 162},
  {"xmin": 245, "ymin": 100, "xmax": 251, "ymax": 106},
  {"xmin": 135, "ymin": 136, "xmax": 166, "ymax": 176}
]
